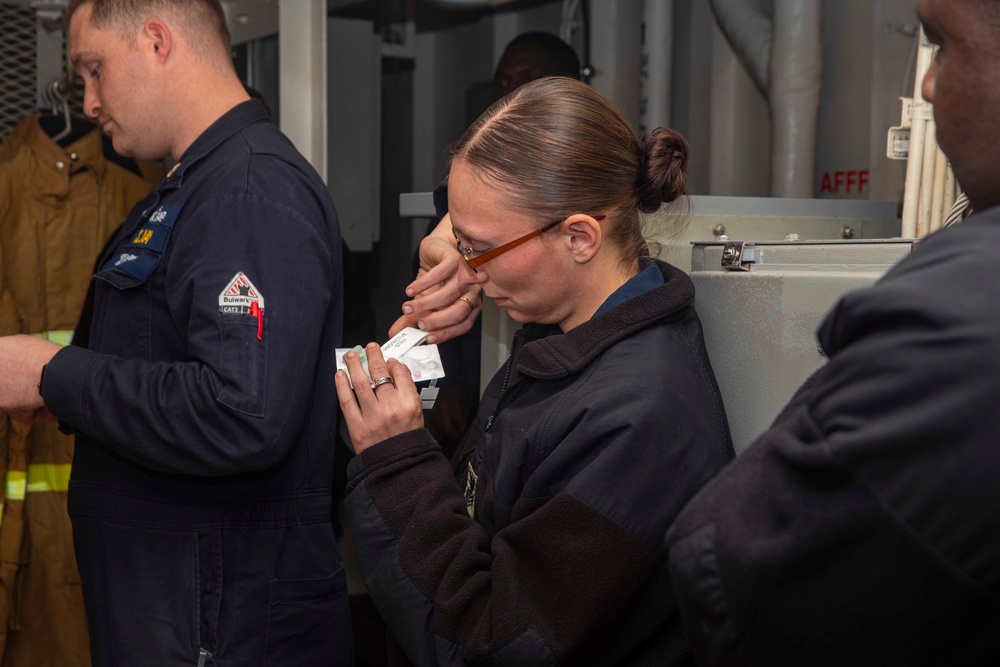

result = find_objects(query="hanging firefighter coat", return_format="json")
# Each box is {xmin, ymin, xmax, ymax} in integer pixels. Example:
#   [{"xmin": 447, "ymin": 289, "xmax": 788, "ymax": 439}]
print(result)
[{"xmin": 0, "ymin": 114, "xmax": 159, "ymax": 667}]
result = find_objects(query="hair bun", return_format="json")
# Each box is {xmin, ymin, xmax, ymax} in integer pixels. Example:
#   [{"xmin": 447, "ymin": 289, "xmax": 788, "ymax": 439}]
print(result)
[{"xmin": 637, "ymin": 127, "xmax": 690, "ymax": 213}]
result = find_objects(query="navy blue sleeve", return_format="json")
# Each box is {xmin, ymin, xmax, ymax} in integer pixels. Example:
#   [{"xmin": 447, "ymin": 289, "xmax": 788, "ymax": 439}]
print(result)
[{"xmin": 42, "ymin": 192, "xmax": 339, "ymax": 476}]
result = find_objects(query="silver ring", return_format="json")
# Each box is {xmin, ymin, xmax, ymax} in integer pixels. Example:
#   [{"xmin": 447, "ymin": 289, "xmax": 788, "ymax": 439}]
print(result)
[
  {"xmin": 458, "ymin": 295, "xmax": 475, "ymax": 310},
  {"xmin": 371, "ymin": 375, "xmax": 394, "ymax": 389}
]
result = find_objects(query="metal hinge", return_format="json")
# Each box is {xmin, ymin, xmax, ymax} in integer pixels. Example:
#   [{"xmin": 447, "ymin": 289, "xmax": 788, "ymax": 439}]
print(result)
[{"xmin": 721, "ymin": 242, "xmax": 761, "ymax": 271}]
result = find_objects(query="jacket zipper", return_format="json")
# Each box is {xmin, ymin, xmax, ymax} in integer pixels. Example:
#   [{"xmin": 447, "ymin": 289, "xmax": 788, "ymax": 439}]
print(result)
[{"xmin": 485, "ymin": 329, "xmax": 521, "ymax": 432}]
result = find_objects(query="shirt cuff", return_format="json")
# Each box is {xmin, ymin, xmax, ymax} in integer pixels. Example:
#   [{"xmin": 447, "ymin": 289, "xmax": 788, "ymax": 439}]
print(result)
[{"xmin": 39, "ymin": 344, "xmax": 104, "ymax": 435}]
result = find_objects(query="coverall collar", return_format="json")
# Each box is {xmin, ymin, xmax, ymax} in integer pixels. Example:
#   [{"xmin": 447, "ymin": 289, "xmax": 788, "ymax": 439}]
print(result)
[{"xmin": 164, "ymin": 99, "xmax": 271, "ymax": 188}]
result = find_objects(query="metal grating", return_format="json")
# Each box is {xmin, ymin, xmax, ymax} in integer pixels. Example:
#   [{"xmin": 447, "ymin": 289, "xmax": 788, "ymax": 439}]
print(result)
[
  {"xmin": 0, "ymin": 3, "xmax": 38, "ymax": 138},
  {"xmin": 0, "ymin": 2, "xmax": 88, "ymax": 141},
  {"xmin": 61, "ymin": 33, "xmax": 88, "ymax": 117},
  {"xmin": 66, "ymin": 61, "xmax": 86, "ymax": 118}
]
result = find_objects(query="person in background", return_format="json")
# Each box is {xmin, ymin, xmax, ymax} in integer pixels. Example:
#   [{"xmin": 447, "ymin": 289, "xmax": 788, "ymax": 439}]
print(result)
[
  {"xmin": 492, "ymin": 30, "xmax": 582, "ymax": 100},
  {"xmin": 337, "ymin": 77, "xmax": 735, "ymax": 666},
  {"xmin": 664, "ymin": 0, "xmax": 1000, "ymax": 663},
  {"xmin": 0, "ymin": 0, "xmax": 350, "ymax": 664}
]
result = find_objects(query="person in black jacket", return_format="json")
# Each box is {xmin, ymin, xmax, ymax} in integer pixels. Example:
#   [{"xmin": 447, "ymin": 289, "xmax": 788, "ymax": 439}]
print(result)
[
  {"xmin": 664, "ymin": 0, "xmax": 1000, "ymax": 663},
  {"xmin": 335, "ymin": 77, "xmax": 734, "ymax": 666}
]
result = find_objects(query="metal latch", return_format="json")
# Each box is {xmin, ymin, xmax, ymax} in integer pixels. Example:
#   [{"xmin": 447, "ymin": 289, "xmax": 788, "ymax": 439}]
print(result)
[{"xmin": 721, "ymin": 242, "xmax": 761, "ymax": 271}]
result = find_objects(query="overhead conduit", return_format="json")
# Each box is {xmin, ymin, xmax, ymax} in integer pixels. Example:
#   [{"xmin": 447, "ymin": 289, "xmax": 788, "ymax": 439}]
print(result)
[
  {"xmin": 709, "ymin": 0, "xmax": 823, "ymax": 199},
  {"xmin": 425, "ymin": 0, "xmax": 517, "ymax": 6}
]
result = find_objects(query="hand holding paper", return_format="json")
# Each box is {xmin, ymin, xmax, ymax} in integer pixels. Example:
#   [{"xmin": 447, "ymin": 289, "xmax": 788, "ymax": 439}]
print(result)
[
  {"xmin": 335, "ymin": 327, "xmax": 446, "ymax": 386},
  {"xmin": 335, "ymin": 341, "xmax": 425, "ymax": 454}
]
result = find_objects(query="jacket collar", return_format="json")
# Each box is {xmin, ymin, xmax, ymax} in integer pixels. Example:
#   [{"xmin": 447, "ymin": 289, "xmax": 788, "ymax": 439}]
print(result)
[
  {"xmin": 514, "ymin": 259, "xmax": 695, "ymax": 381},
  {"xmin": 7, "ymin": 115, "xmax": 108, "ymax": 198}
]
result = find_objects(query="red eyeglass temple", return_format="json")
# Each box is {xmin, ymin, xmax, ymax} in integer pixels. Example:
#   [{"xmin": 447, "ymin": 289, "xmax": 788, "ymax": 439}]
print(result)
[{"xmin": 466, "ymin": 214, "xmax": 606, "ymax": 270}]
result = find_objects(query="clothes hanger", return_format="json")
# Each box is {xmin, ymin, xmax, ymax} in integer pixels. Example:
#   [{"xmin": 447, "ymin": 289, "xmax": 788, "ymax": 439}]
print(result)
[
  {"xmin": 37, "ymin": 75, "xmax": 144, "ymax": 175},
  {"xmin": 47, "ymin": 78, "xmax": 73, "ymax": 144},
  {"xmin": 37, "ymin": 76, "xmax": 97, "ymax": 148}
]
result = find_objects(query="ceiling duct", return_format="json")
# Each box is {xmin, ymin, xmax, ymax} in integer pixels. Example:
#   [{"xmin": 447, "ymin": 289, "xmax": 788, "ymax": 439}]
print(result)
[
  {"xmin": 423, "ymin": 0, "xmax": 518, "ymax": 7},
  {"xmin": 709, "ymin": 0, "xmax": 823, "ymax": 199}
]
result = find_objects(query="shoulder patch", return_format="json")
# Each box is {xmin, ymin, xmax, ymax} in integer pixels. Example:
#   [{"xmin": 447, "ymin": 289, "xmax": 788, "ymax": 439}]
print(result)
[{"xmin": 219, "ymin": 272, "xmax": 265, "ymax": 314}]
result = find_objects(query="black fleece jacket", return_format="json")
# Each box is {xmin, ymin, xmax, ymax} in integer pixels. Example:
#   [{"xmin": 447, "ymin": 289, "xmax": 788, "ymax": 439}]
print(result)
[{"xmin": 345, "ymin": 260, "xmax": 734, "ymax": 666}]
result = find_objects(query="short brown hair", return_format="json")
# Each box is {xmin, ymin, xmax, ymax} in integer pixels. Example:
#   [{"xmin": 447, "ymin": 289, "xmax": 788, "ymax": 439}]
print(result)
[
  {"xmin": 65, "ymin": 0, "xmax": 231, "ymax": 58},
  {"xmin": 451, "ymin": 77, "xmax": 689, "ymax": 265}
]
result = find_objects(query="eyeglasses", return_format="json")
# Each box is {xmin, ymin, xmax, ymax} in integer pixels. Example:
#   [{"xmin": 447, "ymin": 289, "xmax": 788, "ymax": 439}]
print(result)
[{"xmin": 454, "ymin": 214, "xmax": 605, "ymax": 272}]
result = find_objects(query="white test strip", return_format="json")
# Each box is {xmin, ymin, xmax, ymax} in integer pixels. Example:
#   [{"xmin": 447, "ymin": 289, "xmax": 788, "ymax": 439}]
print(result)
[
  {"xmin": 380, "ymin": 327, "xmax": 428, "ymax": 360},
  {"xmin": 335, "ymin": 327, "xmax": 444, "ymax": 394}
]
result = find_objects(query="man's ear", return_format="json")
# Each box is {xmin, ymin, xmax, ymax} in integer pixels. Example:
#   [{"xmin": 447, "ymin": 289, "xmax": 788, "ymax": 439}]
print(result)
[
  {"xmin": 563, "ymin": 214, "xmax": 603, "ymax": 264},
  {"xmin": 142, "ymin": 18, "xmax": 172, "ymax": 61}
]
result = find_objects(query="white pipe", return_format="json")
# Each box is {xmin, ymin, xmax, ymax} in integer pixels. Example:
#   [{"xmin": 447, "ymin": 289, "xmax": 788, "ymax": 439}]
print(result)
[
  {"xmin": 901, "ymin": 28, "xmax": 936, "ymax": 238},
  {"xmin": 588, "ymin": 0, "xmax": 645, "ymax": 133},
  {"xmin": 279, "ymin": 0, "xmax": 327, "ymax": 182},
  {"xmin": 769, "ymin": 0, "xmax": 822, "ymax": 198},
  {"xmin": 929, "ymin": 144, "xmax": 947, "ymax": 233},
  {"xmin": 901, "ymin": 114, "xmax": 925, "ymax": 238},
  {"xmin": 643, "ymin": 0, "xmax": 675, "ymax": 132},
  {"xmin": 707, "ymin": 0, "xmax": 772, "ymax": 90},
  {"xmin": 916, "ymin": 119, "xmax": 936, "ymax": 236},
  {"xmin": 917, "ymin": 119, "xmax": 936, "ymax": 237},
  {"xmin": 708, "ymin": 0, "xmax": 822, "ymax": 198}
]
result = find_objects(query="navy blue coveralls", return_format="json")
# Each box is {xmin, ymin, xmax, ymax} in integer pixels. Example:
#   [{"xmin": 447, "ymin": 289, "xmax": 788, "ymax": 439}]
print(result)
[{"xmin": 41, "ymin": 100, "xmax": 350, "ymax": 666}]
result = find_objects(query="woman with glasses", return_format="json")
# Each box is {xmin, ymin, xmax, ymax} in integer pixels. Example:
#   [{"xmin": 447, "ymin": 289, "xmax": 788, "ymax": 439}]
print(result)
[{"xmin": 336, "ymin": 76, "xmax": 734, "ymax": 666}]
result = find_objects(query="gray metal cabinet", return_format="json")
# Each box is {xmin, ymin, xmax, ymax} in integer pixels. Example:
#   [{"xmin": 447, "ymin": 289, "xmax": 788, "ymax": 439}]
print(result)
[{"xmin": 690, "ymin": 239, "xmax": 913, "ymax": 452}]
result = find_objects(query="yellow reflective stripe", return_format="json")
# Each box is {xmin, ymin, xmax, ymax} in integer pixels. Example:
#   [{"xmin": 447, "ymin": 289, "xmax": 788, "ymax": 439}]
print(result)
[
  {"xmin": 4, "ymin": 465, "xmax": 71, "ymax": 500},
  {"xmin": 30, "ymin": 330, "xmax": 74, "ymax": 346},
  {"xmin": 6, "ymin": 471, "xmax": 26, "ymax": 500},
  {"xmin": 26, "ymin": 464, "xmax": 72, "ymax": 492}
]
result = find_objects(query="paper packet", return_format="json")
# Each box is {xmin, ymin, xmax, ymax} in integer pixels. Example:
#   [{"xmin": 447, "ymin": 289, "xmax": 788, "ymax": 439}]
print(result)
[{"xmin": 336, "ymin": 327, "xmax": 446, "ymax": 385}]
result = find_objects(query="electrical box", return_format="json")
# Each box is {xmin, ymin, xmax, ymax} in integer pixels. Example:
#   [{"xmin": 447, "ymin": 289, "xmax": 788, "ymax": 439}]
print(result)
[
  {"xmin": 690, "ymin": 239, "xmax": 912, "ymax": 452},
  {"xmin": 653, "ymin": 196, "xmax": 901, "ymax": 272}
]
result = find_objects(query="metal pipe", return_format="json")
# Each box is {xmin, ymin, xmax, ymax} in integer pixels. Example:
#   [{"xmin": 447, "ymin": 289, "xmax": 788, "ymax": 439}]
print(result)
[
  {"xmin": 916, "ymin": 119, "xmax": 936, "ymax": 237},
  {"xmin": 642, "ymin": 0, "xmax": 675, "ymax": 132},
  {"xmin": 769, "ymin": 0, "xmax": 822, "ymax": 198},
  {"xmin": 708, "ymin": 0, "xmax": 822, "ymax": 198},
  {"xmin": 707, "ymin": 0, "xmax": 772, "ymax": 91},
  {"xmin": 929, "ymin": 144, "xmax": 947, "ymax": 234},
  {"xmin": 901, "ymin": 27, "xmax": 936, "ymax": 238}
]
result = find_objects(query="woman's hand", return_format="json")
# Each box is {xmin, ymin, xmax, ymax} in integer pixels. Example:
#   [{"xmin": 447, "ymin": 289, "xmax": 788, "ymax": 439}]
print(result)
[
  {"xmin": 389, "ymin": 214, "xmax": 482, "ymax": 344},
  {"xmin": 335, "ymin": 343, "xmax": 424, "ymax": 454}
]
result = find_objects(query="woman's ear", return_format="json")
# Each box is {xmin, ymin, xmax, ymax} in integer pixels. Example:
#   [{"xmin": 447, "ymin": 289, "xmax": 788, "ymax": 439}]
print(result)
[{"xmin": 563, "ymin": 214, "xmax": 603, "ymax": 264}]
